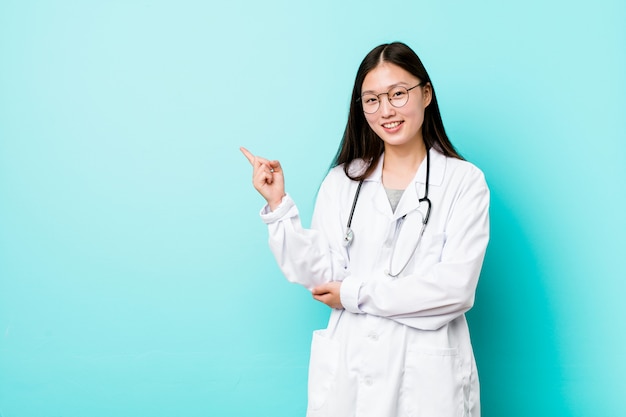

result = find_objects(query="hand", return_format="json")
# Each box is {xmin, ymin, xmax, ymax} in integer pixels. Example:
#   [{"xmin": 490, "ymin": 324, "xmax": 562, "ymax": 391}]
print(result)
[
  {"xmin": 312, "ymin": 282, "xmax": 344, "ymax": 309},
  {"xmin": 240, "ymin": 147, "xmax": 286, "ymax": 211}
]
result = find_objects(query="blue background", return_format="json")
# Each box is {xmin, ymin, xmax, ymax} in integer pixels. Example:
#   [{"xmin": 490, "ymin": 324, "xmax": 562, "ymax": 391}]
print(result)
[{"xmin": 1, "ymin": 0, "xmax": 625, "ymax": 416}]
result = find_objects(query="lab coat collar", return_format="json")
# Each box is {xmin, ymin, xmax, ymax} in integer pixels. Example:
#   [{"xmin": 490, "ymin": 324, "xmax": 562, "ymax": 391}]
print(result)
[
  {"xmin": 364, "ymin": 148, "xmax": 446, "ymax": 219},
  {"xmin": 363, "ymin": 147, "xmax": 446, "ymax": 186}
]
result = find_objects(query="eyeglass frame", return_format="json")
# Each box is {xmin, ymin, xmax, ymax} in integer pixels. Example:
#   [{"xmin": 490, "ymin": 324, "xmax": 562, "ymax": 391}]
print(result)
[{"xmin": 357, "ymin": 81, "xmax": 425, "ymax": 114}]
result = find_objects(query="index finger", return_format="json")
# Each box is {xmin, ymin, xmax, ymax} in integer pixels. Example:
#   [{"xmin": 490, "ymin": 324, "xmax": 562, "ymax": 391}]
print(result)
[
  {"xmin": 239, "ymin": 147, "xmax": 255, "ymax": 165},
  {"xmin": 311, "ymin": 284, "xmax": 330, "ymax": 295}
]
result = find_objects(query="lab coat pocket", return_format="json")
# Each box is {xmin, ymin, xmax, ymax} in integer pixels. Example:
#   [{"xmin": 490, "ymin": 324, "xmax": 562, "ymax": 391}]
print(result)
[
  {"xmin": 401, "ymin": 346, "xmax": 467, "ymax": 417},
  {"xmin": 307, "ymin": 329, "xmax": 340, "ymax": 412}
]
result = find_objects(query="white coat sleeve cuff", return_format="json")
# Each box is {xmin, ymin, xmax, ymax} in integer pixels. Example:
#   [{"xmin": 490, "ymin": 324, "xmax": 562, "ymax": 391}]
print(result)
[
  {"xmin": 340, "ymin": 276, "xmax": 363, "ymax": 314},
  {"xmin": 259, "ymin": 194, "xmax": 297, "ymax": 224}
]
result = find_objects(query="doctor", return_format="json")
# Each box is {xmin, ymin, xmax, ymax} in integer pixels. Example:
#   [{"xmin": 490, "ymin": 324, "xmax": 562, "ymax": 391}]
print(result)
[{"xmin": 242, "ymin": 42, "xmax": 489, "ymax": 417}]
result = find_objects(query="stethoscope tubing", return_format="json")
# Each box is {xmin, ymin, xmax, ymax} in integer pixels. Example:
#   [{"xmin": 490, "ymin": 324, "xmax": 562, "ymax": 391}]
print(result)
[
  {"xmin": 343, "ymin": 150, "xmax": 432, "ymax": 277},
  {"xmin": 343, "ymin": 180, "xmax": 363, "ymax": 246}
]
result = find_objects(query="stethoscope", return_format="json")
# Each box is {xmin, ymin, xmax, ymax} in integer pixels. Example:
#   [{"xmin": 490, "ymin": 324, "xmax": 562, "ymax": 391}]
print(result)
[{"xmin": 343, "ymin": 150, "xmax": 432, "ymax": 278}]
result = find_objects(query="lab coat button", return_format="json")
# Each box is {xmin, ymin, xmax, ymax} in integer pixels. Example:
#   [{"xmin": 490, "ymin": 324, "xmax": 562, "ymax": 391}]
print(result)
[
  {"xmin": 368, "ymin": 332, "xmax": 379, "ymax": 341},
  {"xmin": 364, "ymin": 377, "xmax": 373, "ymax": 387}
]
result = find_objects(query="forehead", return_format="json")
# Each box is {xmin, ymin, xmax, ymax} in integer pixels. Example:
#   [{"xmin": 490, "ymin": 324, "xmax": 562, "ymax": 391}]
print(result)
[{"xmin": 361, "ymin": 62, "xmax": 418, "ymax": 93}]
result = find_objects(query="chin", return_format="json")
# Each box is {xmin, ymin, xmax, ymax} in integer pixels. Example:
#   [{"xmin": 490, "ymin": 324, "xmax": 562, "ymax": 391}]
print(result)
[{"xmin": 381, "ymin": 137, "xmax": 414, "ymax": 147}]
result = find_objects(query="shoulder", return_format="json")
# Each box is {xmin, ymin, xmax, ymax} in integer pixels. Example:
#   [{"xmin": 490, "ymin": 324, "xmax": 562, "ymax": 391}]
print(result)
[
  {"xmin": 323, "ymin": 159, "xmax": 368, "ymax": 187},
  {"xmin": 316, "ymin": 162, "xmax": 365, "ymax": 208},
  {"xmin": 443, "ymin": 154, "xmax": 487, "ymax": 188},
  {"xmin": 444, "ymin": 156, "xmax": 485, "ymax": 179}
]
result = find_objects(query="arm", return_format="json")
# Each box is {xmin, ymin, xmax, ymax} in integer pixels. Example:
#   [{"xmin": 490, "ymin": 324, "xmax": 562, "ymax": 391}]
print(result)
[
  {"xmin": 261, "ymin": 171, "xmax": 350, "ymax": 291},
  {"xmin": 241, "ymin": 147, "xmax": 349, "ymax": 293},
  {"xmin": 340, "ymin": 169, "xmax": 490, "ymax": 330}
]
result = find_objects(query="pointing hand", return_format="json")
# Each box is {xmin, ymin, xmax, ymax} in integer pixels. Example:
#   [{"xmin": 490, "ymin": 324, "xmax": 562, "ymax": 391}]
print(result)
[{"xmin": 240, "ymin": 147, "xmax": 286, "ymax": 211}]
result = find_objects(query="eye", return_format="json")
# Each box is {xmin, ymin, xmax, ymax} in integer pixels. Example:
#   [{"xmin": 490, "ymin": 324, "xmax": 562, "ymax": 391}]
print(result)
[
  {"xmin": 362, "ymin": 95, "xmax": 379, "ymax": 104},
  {"xmin": 390, "ymin": 89, "xmax": 407, "ymax": 99}
]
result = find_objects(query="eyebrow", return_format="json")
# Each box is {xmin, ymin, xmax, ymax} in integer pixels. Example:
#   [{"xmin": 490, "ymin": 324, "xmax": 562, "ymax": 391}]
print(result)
[{"xmin": 361, "ymin": 82, "xmax": 411, "ymax": 95}]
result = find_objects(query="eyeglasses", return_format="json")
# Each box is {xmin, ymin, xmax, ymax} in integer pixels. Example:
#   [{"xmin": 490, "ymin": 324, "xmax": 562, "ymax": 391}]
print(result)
[{"xmin": 358, "ymin": 82, "xmax": 424, "ymax": 114}]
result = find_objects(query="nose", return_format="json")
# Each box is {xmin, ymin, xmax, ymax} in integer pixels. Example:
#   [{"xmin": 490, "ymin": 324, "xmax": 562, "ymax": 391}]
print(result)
[{"xmin": 379, "ymin": 95, "xmax": 395, "ymax": 116}]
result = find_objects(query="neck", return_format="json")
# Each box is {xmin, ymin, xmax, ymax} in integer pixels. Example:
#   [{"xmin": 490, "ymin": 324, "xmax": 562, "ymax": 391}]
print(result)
[{"xmin": 382, "ymin": 141, "xmax": 427, "ymax": 189}]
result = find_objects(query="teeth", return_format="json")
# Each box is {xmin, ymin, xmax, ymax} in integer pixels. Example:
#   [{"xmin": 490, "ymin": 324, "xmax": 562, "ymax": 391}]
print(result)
[{"xmin": 383, "ymin": 121, "xmax": 401, "ymax": 128}]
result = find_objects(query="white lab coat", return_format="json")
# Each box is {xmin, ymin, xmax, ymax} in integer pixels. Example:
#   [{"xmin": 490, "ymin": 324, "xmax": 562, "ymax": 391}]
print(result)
[{"xmin": 260, "ymin": 148, "xmax": 489, "ymax": 417}]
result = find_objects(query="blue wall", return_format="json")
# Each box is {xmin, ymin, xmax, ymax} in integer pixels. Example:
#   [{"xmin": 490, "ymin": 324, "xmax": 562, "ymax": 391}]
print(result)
[{"xmin": 1, "ymin": 1, "xmax": 624, "ymax": 416}]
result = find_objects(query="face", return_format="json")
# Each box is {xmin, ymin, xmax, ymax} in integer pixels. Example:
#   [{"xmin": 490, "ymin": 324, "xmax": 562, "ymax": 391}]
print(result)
[{"xmin": 361, "ymin": 62, "xmax": 431, "ymax": 150}]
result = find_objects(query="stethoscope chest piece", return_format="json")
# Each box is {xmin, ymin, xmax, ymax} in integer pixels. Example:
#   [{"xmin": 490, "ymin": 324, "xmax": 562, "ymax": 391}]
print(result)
[{"xmin": 343, "ymin": 228, "xmax": 354, "ymax": 247}]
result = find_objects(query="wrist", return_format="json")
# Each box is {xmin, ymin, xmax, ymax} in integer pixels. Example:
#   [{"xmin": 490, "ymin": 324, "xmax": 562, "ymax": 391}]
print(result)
[
  {"xmin": 268, "ymin": 194, "xmax": 286, "ymax": 211},
  {"xmin": 260, "ymin": 194, "xmax": 297, "ymax": 225}
]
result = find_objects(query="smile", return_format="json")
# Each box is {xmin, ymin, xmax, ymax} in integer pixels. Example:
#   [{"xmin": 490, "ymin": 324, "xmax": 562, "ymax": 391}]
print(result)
[{"xmin": 382, "ymin": 121, "xmax": 402, "ymax": 129}]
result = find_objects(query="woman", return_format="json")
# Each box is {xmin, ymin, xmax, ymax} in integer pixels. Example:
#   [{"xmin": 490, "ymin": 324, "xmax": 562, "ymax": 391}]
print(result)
[{"xmin": 241, "ymin": 42, "xmax": 489, "ymax": 417}]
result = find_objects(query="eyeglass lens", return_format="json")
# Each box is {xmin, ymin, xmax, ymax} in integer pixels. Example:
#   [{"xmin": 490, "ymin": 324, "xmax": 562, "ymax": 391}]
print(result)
[{"xmin": 361, "ymin": 86, "xmax": 410, "ymax": 114}]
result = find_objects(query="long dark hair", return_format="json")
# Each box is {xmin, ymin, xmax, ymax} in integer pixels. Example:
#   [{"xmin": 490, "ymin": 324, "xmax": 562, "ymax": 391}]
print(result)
[{"xmin": 333, "ymin": 42, "xmax": 462, "ymax": 181}]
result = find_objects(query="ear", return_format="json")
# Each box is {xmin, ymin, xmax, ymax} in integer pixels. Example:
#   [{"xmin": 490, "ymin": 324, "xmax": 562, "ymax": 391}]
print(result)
[{"xmin": 423, "ymin": 82, "xmax": 433, "ymax": 107}]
